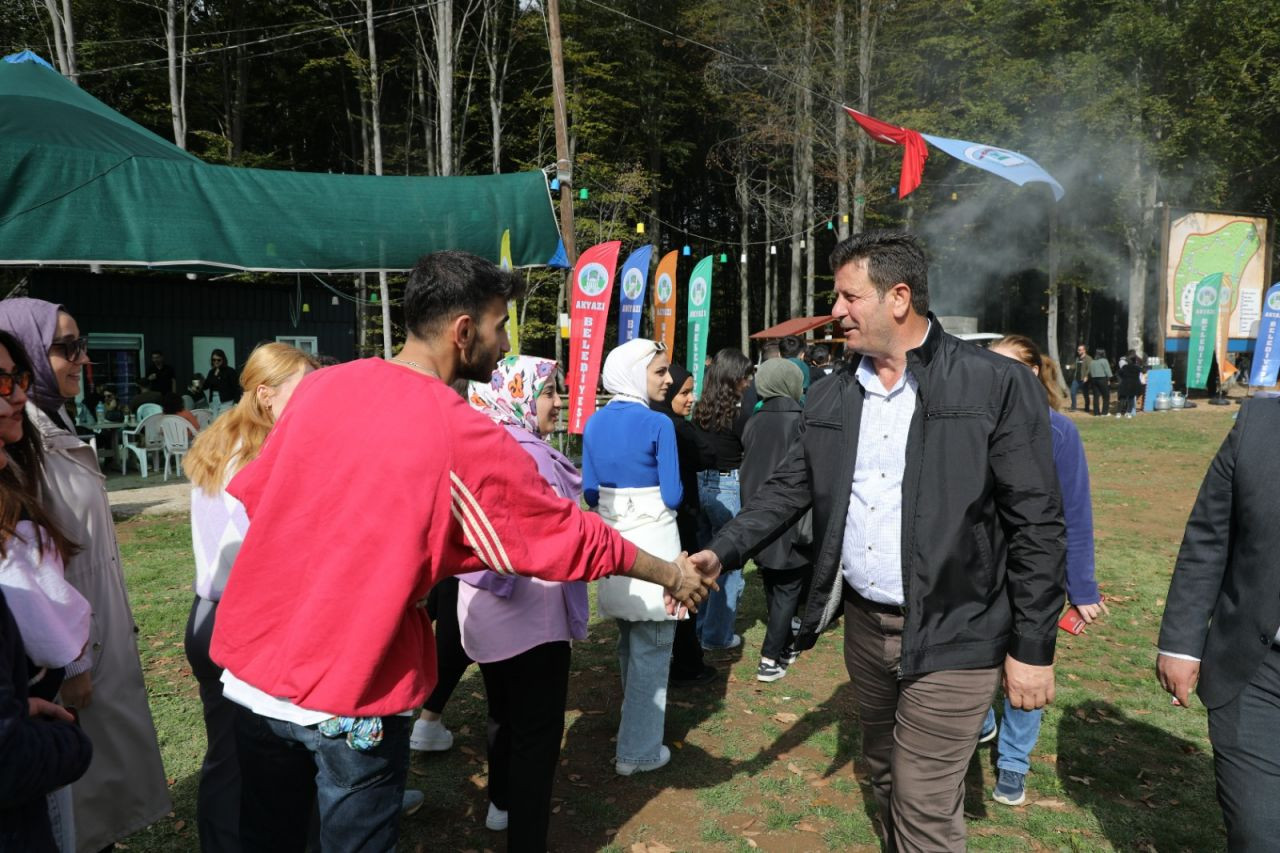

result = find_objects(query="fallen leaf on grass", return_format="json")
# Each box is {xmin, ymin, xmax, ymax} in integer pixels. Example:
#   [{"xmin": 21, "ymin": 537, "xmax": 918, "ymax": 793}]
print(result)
[
  {"xmin": 744, "ymin": 838, "xmax": 758, "ymax": 848},
  {"xmin": 567, "ymin": 774, "xmax": 582, "ymax": 782},
  {"xmin": 787, "ymin": 762, "xmax": 804, "ymax": 776},
  {"xmin": 773, "ymin": 712, "xmax": 799, "ymax": 724},
  {"xmin": 174, "ymin": 820, "xmax": 186, "ymax": 831},
  {"xmin": 1068, "ymin": 775, "xmax": 1093, "ymax": 786},
  {"xmin": 605, "ymin": 828, "xmax": 618, "ymax": 836},
  {"xmin": 795, "ymin": 821, "xmax": 820, "ymax": 832},
  {"xmin": 459, "ymin": 746, "xmax": 477, "ymax": 756},
  {"xmin": 1132, "ymin": 709, "xmax": 1152, "ymax": 715}
]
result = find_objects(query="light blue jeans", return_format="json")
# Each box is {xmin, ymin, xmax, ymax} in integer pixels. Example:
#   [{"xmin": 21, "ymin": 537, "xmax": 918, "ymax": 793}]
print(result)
[
  {"xmin": 697, "ymin": 469, "xmax": 743, "ymax": 648},
  {"xmin": 982, "ymin": 700, "xmax": 1043, "ymax": 775},
  {"xmin": 615, "ymin": 619, "xmax": 676, "ymax": 766}
]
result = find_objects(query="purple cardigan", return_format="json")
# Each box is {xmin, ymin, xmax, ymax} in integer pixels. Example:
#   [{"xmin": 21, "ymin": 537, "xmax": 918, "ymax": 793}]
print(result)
[{"xmin": 455, "ymin": 425, "xmax": 590, "ymax": 662}]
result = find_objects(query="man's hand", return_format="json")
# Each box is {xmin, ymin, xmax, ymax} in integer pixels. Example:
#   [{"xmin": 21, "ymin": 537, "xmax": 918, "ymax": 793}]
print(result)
[
  {"xmin": 687, "ymin": 549, "xmax": 724, "ymax": 584},
  {"xmin": 662, "ymin": 552, "xmax": 718, "ymax": 615},
  {"xmin": 1157, "ymin": 654, "xmax": 1200, "ymax": 708},
  {"xmin": 59, "ymin": 671, "xmax": 93, "ymax": 709},
  {"xmin": 29, "ymin": 697, "xmax": 75, "ymax": 723},
  {"xmin": 1004, "ymin": 658, "xmax": 1054, "ymax": 710}
]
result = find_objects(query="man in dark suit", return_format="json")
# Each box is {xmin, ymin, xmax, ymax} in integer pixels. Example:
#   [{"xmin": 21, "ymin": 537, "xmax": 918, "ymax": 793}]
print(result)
[
  {"xmin": 1157, "ymin": 399, "xmax": 1280, "ymax": 850},
  {"xmin": 690, "ymin": 230, "xmax": 1065, "ymax": 850}
]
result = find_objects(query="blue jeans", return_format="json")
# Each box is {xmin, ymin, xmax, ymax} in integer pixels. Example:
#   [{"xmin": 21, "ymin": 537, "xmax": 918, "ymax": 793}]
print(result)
[
  {"xmin": 235, "ymin": 706, "xmax": 411, "ymax": 852},
  {"xmin": 615, "ymin": 619, "xmax": 675, "ymax": 766},
  {"xmin": 982, "ymin": 700, "xmax": 1043, "ymax": 775},
  {"xmin": 697, "ymin": 469, "xmax": 743, "ymax": 648}
]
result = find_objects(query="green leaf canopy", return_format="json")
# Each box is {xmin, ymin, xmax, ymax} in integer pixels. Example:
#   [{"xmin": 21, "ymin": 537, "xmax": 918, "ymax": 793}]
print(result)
[{"xmin": 0, "ymin": 56, "xmax": 561, "ymax": 273}]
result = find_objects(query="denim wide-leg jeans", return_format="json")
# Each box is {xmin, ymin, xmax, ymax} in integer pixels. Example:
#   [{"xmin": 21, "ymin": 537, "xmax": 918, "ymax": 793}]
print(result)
[
  {"xmin": 614, "ymin": 619, "xmax": 676, "ymax": 767},
  {"xmin": 697, "ymin": 469, "xmax": 743, "ymax": 648}
]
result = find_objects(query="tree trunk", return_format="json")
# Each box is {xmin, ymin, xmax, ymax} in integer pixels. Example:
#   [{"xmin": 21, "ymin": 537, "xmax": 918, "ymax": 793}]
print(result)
[
  {"xmin": 805, "ymin": 170, "xmax": 815, "ymax": 318},
  {"xmin": 834, "ymin": 0, "xmax": 850, "ymax": 240},
  {"xmin": 433, "ymin": 0, "xmax": 455, "ymax": 176},
  {"xmin": 483, "ymin": 0, "xmax": 513, "ymax": 174},
  {"xmin": 765, "ymin": 172, "xmax": 775, "ymax": 329},
  {"xmin": 788, "ymin": 5, "xmax": 814, "ymax": 321},
  {"xmin": 852, "ymin": 0, "xmax": 880, "ymax": 233},
  {"xmin": 165, "ymin": 0, "xmax": 188, "ymax": 149},
  {"xmin": 1047, "ymin": 203, "xmax": 1059, "ymax": 362},
  {"xmin": 365, "ymin": 0, "xmax": 393, "ymax": 357},
  {"xmin": 1124, "ymin": 157, "xmax": 1157, "ymax": 356},
  {"xmin": 42, "ymin": 0, "xmax": 77, "ymax": 83},
  {"xmin": 737, "ymin": 164, "xmax": 751, "ymax": 353}
]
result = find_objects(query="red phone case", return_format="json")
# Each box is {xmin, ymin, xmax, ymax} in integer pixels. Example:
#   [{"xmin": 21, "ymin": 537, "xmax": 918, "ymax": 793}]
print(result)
[{"xmin": 1058, "ymin": 607, "xmax": 1086, "ymax": 635}]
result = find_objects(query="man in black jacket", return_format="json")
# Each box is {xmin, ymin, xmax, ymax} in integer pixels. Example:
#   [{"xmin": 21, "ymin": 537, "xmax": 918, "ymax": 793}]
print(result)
[
  {"xmin": 1157, "ymin": 399, "xmax": 1280, "ymax": 849},
  {"xmin": 690, "ymin": 230, "xmax": 1065, "ymax": 851}
]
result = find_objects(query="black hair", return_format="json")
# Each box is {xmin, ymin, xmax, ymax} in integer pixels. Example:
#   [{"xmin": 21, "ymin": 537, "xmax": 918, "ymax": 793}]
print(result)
[
  {"xmin": 779, "ymin": 335, "xmax": 804, "ymax": 358},
  {"xmin": 694, "ymin": 349, "xmax": 753, "ymax": 433},
  {"xmin": 761, "ymin": 341, "xmax": 781, "ymax": 358},
  {"xmin": 828, "ymin": 229, "xmax": 930, "ymax": 316},
  {"xmin": 808, "ymin": 343, "xmax": 830, "ymax": 364},
  {"xmin": 210, "ymin": 349, "xmax": 227, "ymax": 362},
  {"xmin": 151, "ymin": 350, "xmax": 165, "ymax": 358},
  {"xmin": 1095, "ymin": 348, "xmax": 1107, "ymax": 360},
  {"xmin": 403, "ymin": 250, "xmax": 526, "ymax": 338},
  {"xmin": 162, "ymin": 393, "xmax": 185, "ymax": 414}
]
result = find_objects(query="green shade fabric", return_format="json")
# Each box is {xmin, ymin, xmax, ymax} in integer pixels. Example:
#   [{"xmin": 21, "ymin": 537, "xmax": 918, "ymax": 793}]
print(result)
[{"xmin": 0, "ymin": 58, "xmax": 561, "ymax": 272}]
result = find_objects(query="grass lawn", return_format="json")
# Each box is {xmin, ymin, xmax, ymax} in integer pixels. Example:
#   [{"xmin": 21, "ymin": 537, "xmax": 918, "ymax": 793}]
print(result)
[{"xmin": 119, "ymin": 404, "xmax": 1236, "ymax": 852}]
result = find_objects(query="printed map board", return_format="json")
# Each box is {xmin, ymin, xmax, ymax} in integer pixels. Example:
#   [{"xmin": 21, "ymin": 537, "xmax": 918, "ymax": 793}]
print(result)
[{"xmin": 1164, "ymin": 210, "xmax": 1269, "ymax": 339}]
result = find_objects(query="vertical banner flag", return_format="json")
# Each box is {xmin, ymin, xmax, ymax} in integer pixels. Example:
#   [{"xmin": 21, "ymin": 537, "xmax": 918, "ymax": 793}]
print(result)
[
  {"xmin": 567, "ymin": 240, "xmax": 622, "ymax": 434},
  {"xmin": 1186, "ymin": 273, "xmax": 1222, "ymax": 390},
  {"xmin": 500, "ymin": 229, "xmax": 519, "ymax": 355},
  {"xmin": 1215, "ymin": 275, "xmax": 1239, "ymax": 386},
  {"xmin": 1249, "ymin": 282, "xmax": 1280, "ymax": 387},
  {"xmin": 686, "ymin": 255, "xmax": 714, "ymax": 398},
  {"xmin": 652, "ymin": 250, "xmax": 679, "ymax": 353},
  {"xmin": 617, "ymin": 245, "xmax": 654, "ymax": 345}
]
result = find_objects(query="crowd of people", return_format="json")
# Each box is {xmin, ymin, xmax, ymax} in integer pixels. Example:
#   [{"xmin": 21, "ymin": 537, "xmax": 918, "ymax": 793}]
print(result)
[{"xmin": 1, "ymin": 232, "xmax": 1266, "ymax": 852}]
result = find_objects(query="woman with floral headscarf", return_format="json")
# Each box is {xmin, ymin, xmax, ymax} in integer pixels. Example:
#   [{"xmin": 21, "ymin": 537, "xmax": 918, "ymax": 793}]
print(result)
[
  {"xmin": 581, "ymin": 338, "xmax": 684, "ymax": 777},
  {"xmin": 457, "ymin": 355, "xmax": 584, "ymax": 850}
]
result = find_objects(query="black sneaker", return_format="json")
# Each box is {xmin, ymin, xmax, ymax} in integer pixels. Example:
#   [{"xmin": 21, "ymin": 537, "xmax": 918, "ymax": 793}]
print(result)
[
  {"xmin": 670, "ymin": 664, "xmax": 717, "ymax": 687},
  {"xmin": 756, "ymin": 660, "xmax": 787, "ymax": 682},
  {"xmin": 780, "ymin": 645, "xmax": 801, "ymax": 667}
]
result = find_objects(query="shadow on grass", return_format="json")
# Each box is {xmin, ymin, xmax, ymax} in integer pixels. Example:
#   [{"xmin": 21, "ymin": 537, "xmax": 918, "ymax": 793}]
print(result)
[{"xmin": 1056, "ymin": 700, "xmax": 1222, "ymax": 851}]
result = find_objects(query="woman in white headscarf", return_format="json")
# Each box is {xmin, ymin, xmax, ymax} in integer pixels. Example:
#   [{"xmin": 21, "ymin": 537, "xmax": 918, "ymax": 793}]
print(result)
[{"xmin": 581, "ymin": 338, "xmax": 684, "ymax": 776}]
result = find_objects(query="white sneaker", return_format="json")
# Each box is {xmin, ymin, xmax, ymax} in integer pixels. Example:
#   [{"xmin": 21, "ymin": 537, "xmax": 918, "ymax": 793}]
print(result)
[
  {"xmin": 616, "ymin": 745, "xmax": 672, "ymax": 776},
  {"xmin": 485, "ymin": 802, "xmax": 509, "ymax": 831},
  {"xmin": 409, "ymin": 718, "xmax": 454, "ymax": 752}
]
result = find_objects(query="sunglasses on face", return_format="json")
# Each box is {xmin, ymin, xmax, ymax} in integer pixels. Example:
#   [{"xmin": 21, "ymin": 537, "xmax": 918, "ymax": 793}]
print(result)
[
  {"xmin": 49, "ymin": 337, "xmax": 89, "ymax": 361},
  {"xmin": 0, "ymin": 370, "xmax": 33, "ymax": 398}
]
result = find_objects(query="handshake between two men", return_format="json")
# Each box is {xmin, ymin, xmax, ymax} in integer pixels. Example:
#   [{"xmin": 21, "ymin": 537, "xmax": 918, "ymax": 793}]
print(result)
[{"xmin": 626, "ymin": 547, "xmax": 722, "ymax": 616}]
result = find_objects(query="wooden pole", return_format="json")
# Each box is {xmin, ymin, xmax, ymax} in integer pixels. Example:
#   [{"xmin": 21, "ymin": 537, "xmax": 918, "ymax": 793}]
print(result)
[{"xmin": 547, "ymin": 0, "xmax": 575, "ymax": 365}]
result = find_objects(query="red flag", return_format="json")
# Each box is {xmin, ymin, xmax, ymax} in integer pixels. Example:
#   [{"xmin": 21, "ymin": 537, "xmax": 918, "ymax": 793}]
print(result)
[{"xmin": 844, "ymin": 107, "xmax": 929, "ymax": 198}]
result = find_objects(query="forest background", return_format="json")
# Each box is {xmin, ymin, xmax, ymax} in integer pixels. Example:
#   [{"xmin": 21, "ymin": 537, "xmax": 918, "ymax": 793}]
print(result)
[{"xmin": 4, "ymin": 0, "xmax": 1280, "ymax": 365}]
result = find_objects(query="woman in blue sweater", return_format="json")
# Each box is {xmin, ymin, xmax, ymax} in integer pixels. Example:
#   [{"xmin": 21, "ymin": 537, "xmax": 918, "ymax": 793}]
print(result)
[
  {"xmin": 582, "ymin": 338, "xmax": 683, "ymax": 776},
  {"xmin": 981, "ymin": 335, "xmax": 1107, "ymax": 807}
]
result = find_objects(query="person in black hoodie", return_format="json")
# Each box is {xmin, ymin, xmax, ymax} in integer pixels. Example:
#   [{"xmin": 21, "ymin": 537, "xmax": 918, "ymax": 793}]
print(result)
[
  {"xmin": 0, "ymin": 584, "xmax": 94, "ymax": 853},
  {"xmin": 740, "ymin": 358, "xmax": 812, "ymax": 682},
  {"xmin": 653, "ymin": 361, "xmax": 717, "ymax": 686}
]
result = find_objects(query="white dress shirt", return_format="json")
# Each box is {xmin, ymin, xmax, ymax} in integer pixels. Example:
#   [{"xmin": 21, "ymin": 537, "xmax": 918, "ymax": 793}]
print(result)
[{"xmin": 841, "ymin": 329, "xmax": 929, "ymax": 605}]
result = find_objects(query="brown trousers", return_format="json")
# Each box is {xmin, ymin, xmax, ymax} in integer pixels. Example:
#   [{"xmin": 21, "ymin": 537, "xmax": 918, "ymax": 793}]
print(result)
[{"xmin": 843, "ymin": 595, "xmax": 1001, "ymax": 852}]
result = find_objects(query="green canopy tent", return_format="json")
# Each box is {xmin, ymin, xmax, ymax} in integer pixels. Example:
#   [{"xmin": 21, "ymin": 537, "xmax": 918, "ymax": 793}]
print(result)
[{"xmin": 0, "ymin": 53, "xmax": 561, "ymax": 272}]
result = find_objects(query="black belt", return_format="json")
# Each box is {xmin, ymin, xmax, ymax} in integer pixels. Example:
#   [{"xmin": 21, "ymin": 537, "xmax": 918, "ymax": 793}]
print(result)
[{"xmin": 844, "ymin": 582, "xmax": 906, "ymax": 616}]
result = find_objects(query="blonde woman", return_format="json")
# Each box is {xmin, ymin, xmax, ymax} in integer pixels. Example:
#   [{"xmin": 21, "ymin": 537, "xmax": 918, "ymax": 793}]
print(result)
[{"xmin": 182, "ymin": 342, "xmax": 318, "ymax": 852}]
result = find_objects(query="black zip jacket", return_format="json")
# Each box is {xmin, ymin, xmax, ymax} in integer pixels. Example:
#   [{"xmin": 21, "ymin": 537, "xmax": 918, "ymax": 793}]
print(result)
[
  {"xmin": 708, "ymin": 317, "xmax": 1066, "ymax": 675},
  {"xmin": 740, "ymin": 396, "xmax": 811, "ymax": 571}
]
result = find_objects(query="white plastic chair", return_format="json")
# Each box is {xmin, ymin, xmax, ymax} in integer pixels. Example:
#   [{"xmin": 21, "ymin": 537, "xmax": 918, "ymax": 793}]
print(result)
[
  {"xmin": 191, "ymin": 408, "xmax": 213, "ymax": 430},
  {"xmin": 120, "ymin": 413, "xmax": 165, "ymax": 477},
  {"xmin": 182, "ymin": 394, "xmax": 195, "ymax": 411},
  {"xmin": 160, "ymin": 415, "xmax": 198, "ymax": 481},
  {"xmin": 135, "ymin": 402, "xmax": 162, "ymax": 422}
]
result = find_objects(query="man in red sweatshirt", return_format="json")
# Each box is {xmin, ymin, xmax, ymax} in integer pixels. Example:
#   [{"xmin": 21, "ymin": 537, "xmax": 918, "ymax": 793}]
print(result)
[{"xmin": 211, "ymin": 251, "xmax": 713, "ymax": 852}]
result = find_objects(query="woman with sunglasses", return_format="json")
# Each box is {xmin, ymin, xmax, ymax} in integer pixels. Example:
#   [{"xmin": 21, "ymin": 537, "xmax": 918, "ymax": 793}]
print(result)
[
  {"xmin": 0, "ymin": 299, "xmax": 170, "ymax": 853},
  {"xmin": 0, "ymin": 329, "xmax": 93, "ymax": 852},
  {"xmin": 204, "ymin": 349, "xmax": 241, "ymax": 406}
]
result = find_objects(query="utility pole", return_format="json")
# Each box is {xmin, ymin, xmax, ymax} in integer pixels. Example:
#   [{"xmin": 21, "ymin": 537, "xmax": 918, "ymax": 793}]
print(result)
[{"xmin": 547, "ymin": 0, "xmax": 575, "ymax": 365}]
